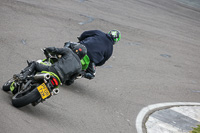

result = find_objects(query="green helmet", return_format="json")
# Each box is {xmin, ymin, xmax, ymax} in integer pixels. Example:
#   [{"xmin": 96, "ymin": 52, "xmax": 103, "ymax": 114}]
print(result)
[{"xmin": 108, "ymin": 30, "xmax": 121, "ymax": 44}]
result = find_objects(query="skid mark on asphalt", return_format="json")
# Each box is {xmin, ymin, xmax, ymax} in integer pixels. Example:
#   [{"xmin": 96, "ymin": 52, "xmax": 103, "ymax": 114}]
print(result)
[
  {"xmin": 100, "ymin": 65, "xmax": 112, "ymax": 69},
  {"xmin": 21, "ymin": 39, "xmax": 27, "ymax": 45},
  {"xmin": 124, "ymin": 42, "xmax": 142, "ymax": 46},
  {"xmin": 79, "ymin": 14, "xmax": 94, "ymax": 25},
  {"xmin": 175, "ymin": 0, "xmax": 200, "ymax": 9},
  {"xmin": 189, "ymin": 88, "xmax": 200, "ymax": 93},
  {"xmin": 160, "ymin": 54, "xmax": 171, "ymax": 58}
]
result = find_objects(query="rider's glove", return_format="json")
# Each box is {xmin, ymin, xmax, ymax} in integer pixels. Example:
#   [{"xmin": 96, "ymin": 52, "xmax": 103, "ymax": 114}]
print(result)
[
  {"xmin": 77, "ymin": 36, "xmax": 81, "ymax": 42},
  {"xmin": 43, "ymin": 48, "xmax": 49, "ymax": 58},
  {"xmin": 64, "ymin": 42, "xmax": 71, "ymax": 48},
  {"xmin": 64, "ymin": 42, "xmax": 79, "ymax": 49}
]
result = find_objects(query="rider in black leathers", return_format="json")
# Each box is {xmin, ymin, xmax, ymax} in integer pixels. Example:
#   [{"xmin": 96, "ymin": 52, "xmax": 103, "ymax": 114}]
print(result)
[{"xmin": 12, "ymin": 44, "xmax": 87, "ymax": 93}]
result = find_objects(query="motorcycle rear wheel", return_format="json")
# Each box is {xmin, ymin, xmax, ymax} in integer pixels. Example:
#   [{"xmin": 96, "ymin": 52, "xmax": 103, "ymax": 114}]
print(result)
[{"xmin": 12, "ymin": 84, "xmax": 41, "ymax": 108}]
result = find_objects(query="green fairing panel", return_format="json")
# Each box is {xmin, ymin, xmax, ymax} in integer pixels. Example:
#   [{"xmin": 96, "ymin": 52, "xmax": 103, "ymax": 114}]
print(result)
[
  {"xmin": 81, "ymin": 55, "xmax": 90, "ymax": 70},
  {"xmin": 10, "ymin": 82, "xmax": 15, "ymax": 92}
]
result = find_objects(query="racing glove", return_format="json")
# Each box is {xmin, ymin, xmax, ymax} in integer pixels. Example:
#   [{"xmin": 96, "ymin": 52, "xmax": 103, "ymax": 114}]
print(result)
[{"xmin": 64, "ymin": 42, "xmax": 80, "ymax": 49}]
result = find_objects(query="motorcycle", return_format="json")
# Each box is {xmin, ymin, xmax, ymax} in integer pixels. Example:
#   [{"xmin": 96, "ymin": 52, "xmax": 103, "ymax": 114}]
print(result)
[{"xmin": 2, "ymin": 48, "xmax": 90, "ymax": 108}]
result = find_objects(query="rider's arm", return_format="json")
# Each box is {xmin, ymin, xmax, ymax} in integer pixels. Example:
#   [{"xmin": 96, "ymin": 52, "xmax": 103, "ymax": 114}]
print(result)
[
  {"xmin": 78, "ymin": 30, "xmax": 98, "ymax": 41},
  {"xmin": 64, "ymin": 42, "xmax": 80, "ymax": 49},
  {"xmin": 45, "ymin": 47, "xmax": 69, "ymax": 56}
]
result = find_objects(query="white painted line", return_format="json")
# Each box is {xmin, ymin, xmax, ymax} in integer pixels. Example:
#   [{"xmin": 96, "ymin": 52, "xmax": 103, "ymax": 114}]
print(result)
[
  {"xmin": 146, "ymin": 116, "xmax": 184, "ymax": 133},
  {"xmin": 171, "ymin": 106, "xmax": 200, "ymax": 122},
  {"xmin": 135, "ymin": 102, "xmax": 200, "ymax": 133}
]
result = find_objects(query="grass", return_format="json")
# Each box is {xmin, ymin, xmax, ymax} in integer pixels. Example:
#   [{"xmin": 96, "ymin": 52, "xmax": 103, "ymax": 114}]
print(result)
[{"xmin": 191, "ymin": 125, "xmax": 200, "ymax": 133}]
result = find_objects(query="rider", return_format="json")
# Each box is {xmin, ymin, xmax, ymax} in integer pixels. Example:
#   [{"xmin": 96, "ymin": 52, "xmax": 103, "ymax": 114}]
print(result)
[
  {"xmin": 67, "ymin": 29, "xmax": 121, "ymax": 80},
  {"xmin": 12, "ymin": 44, "xmax": 87, "ymax": 94}
]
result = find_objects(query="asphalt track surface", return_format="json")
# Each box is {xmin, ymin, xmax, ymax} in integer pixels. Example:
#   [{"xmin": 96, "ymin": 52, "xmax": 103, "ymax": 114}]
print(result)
[{"xmin": 0, "ymin": 0, "xmax": 200, "ymax": 133}]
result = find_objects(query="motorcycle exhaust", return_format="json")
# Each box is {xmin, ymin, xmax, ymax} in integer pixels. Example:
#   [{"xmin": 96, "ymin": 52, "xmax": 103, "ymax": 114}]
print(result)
[
  {"xmin": 34, "ymin": 73, "xmax": 51, "ymax": 80},
  {"xmin": 52, "ymin": 88, "xmax": 59, "ymax": 95}
]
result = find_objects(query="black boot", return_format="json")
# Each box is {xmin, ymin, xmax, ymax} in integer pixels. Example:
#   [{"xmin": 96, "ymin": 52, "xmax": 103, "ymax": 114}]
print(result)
[
  {"xmin": 13, "ymin": 62, "xmax": 36, "ymax": 81},
  {"xmin": 13, "ymin": 73, "xmax": 24, "ymax": 81}
]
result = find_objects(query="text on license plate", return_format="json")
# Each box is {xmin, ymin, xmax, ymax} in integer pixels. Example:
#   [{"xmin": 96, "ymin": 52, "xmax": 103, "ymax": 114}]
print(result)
[{"xmin": 37, "ymin": 83, "xmax": 50, "ymax": 99}]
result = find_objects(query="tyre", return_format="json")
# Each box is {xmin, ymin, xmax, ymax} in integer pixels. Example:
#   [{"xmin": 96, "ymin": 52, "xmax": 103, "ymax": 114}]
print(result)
[
  {"xmin": 12, "ymin": 84, "xmax": 41, "ymax": 108},
  {"xmin": 2, "ymin": 79, "xmax": 13, "ymax": 92}
]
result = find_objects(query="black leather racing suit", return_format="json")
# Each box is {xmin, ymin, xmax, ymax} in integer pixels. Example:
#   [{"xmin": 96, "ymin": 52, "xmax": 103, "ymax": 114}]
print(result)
[
  {"xmin": 44, "ymin": 47, "xmax": 82, "ymax": 83},
  {"xmin": 21, "ymin": 47, "xmax": 82, "ymax": 85}
]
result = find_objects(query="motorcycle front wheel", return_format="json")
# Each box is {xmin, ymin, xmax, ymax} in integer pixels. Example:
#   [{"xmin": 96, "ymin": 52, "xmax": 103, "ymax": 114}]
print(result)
[
  {"xmin": 2, "ymin": 78, "xmax": 13, "ymax": 92},
  {"xmin": 12, "ymin": 84, "xmax": 41, "ymax": 108}
]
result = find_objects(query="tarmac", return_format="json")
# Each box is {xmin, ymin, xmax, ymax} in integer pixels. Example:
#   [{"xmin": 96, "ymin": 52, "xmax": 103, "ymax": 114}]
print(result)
[{"xmin": 136, "ymin": 102, "xmax": 200, "ymax": 133}]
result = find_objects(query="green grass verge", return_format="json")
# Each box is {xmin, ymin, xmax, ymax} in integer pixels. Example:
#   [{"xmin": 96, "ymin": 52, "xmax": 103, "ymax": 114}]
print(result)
[{"xmin": 191, "ymin": 125, "xmax": 200, "ymax": 133}]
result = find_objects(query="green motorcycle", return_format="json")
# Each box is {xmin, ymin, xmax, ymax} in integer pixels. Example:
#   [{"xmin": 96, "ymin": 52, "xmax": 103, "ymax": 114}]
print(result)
[{"xmin": 2, "ymin": 49, "xmax": 90, "ymax": 108}]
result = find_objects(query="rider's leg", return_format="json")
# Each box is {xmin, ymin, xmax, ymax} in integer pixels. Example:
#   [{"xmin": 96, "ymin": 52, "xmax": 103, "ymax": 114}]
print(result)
[
  {"xmin": 35, "ymin": 62, "xmax": 60, "ymax": 78},
  {"xmin": 35, "ymin": 62, "xmax": 50, "ymax": 72},
  {"xmin": 11, "ymin": 62, "xmax": 36, "ymax": 94},
  {"xmin": 19, "ymin": 61, "xmax": 52, "ymax": 79},
  {"xmin": 13, "ymin": 61, "xmax": 36, "ymax": 80},
  {"xmin": 11, "ymin": 62, "xmax": 49, "ymax": 94},
  {"xmin": 22, "ymin": 62, "xmax": 36, "ymax": 78}
]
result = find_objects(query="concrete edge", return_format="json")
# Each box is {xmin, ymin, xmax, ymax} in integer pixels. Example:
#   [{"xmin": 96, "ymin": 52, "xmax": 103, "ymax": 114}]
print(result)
[{"xmin": 135, "ymin": 102, "xmax": 200, "ymax": 133}]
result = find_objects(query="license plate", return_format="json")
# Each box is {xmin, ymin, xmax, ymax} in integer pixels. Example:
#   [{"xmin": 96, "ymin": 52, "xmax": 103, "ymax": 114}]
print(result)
[{"xmin": 37, "ymin": 83, "xmax": 50, "ymax": 99}]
